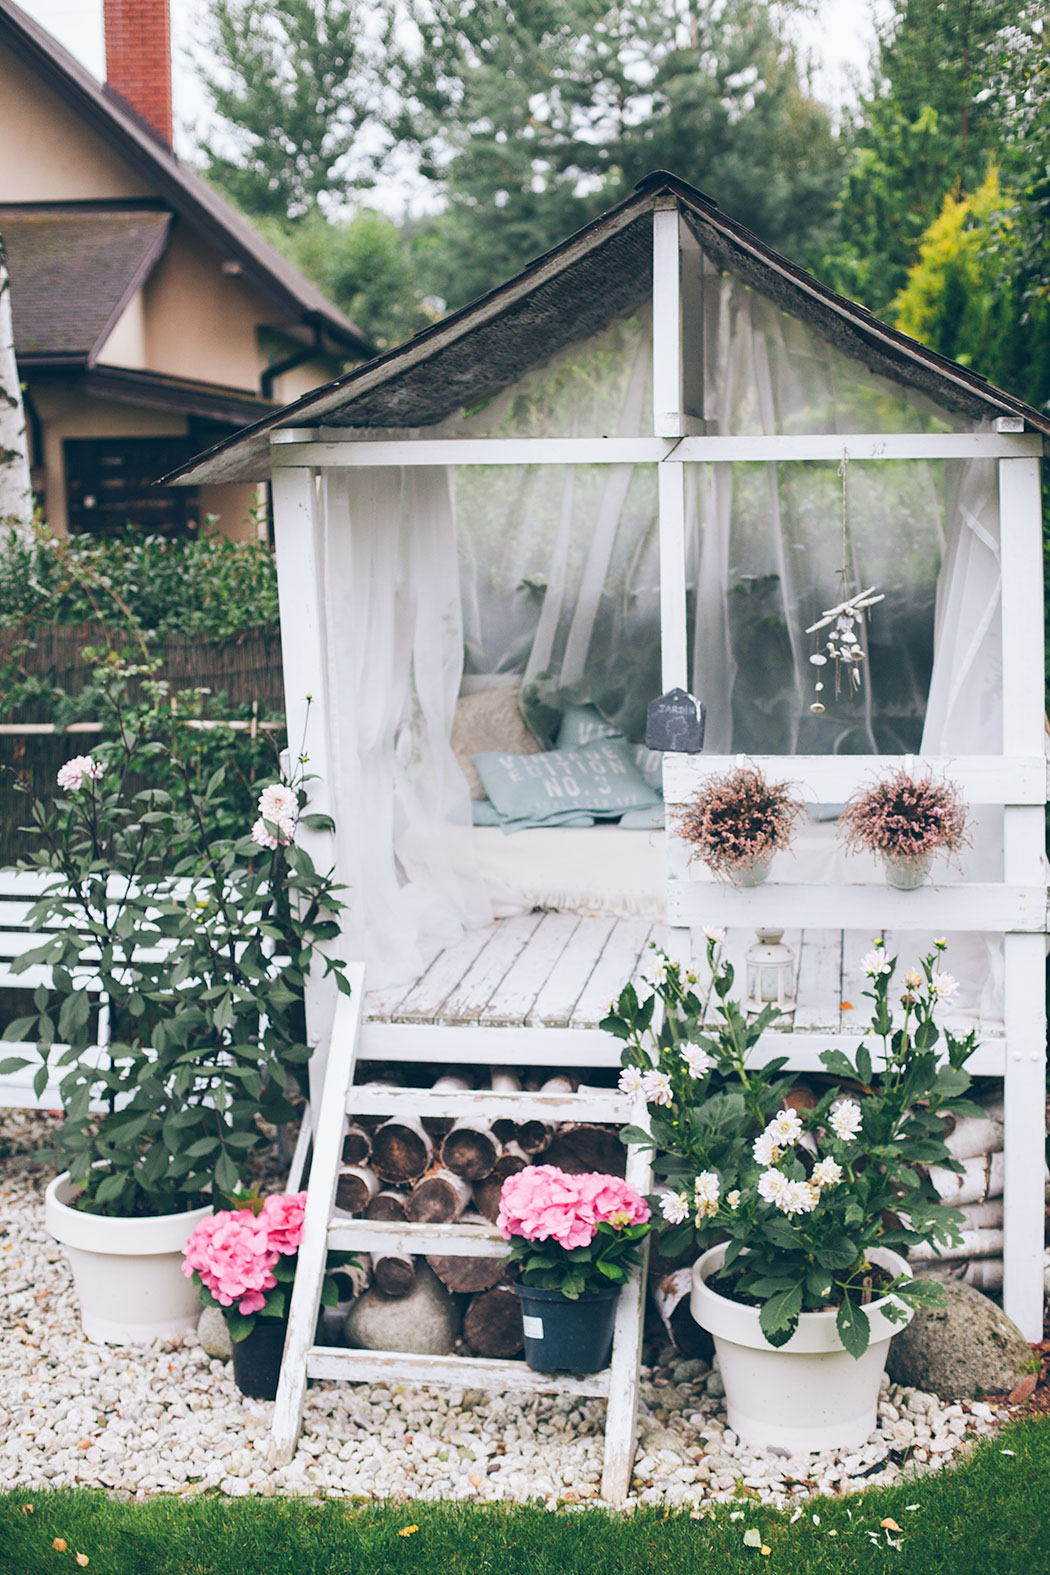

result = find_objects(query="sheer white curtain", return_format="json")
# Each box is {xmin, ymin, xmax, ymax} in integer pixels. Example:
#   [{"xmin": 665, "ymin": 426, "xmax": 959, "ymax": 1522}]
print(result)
[
  {"xmin": 320, "ymin": 466, "xmax": 496, "ymax": 988},
  {"xmin": 919, "ymin": 449, "xmax": 1006, "ymax": 1019},
  {"xmin": 689, "ymin": 278, "xmax": 1007, "ymax": 1016},
  {"xmin": 692, "ymin": 275, "xmax": 954, "ymax": 754}
]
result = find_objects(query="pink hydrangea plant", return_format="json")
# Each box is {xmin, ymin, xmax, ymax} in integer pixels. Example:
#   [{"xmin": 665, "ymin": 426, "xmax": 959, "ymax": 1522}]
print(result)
[
  {"xmin": 182, "ymin": 1209, "xmax": 279, "ymax": 1315},
  {"xmin": 497, "ymin": 1164, "xmax": 649, "ymax": 1250},
  {"xmin": 182, "ymin": 1190, "xmax": 308, "ymax": 1316},
  {"xmin": 260, "ymin": 1190, "xmax": 307, "ymax": 1255}
]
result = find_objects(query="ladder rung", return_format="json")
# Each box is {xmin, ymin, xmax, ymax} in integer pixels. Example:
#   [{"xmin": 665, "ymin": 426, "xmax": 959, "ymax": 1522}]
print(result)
[
  {"xmin": 304, "ymin": 1343, "xmax": 612, "ymax": 1398},
  {"xmin": 344, "ymin": 1087, "xmax": 629, "ymax": 1122},
  {"xmin": 328, "ymin": 1217, "xmax": 507, "ymax": 1257}
]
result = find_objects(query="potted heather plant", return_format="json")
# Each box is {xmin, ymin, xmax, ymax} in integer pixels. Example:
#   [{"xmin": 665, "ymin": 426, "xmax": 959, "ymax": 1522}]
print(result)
[
  {"xmin": 0, "ymin": 658, "xmax": 348, "ymax": 1344},
  {"xmin": 497, "ymin": 1165, "xmax": 651, "ymax": 1373},
  {"xmin": 182, "ymin": 1189, "xmax": 353, "ymax": 1399},
  {"xmin": 672, "ymin": 765, "xmax": 803, "ymax": 885},
  {"xmin": 604, "ymin": 934, "xmax": 980, "ymax": 1452},
  {"xmin": 839, "ymin": 767, "xmax": 970, "ymax": 889}
]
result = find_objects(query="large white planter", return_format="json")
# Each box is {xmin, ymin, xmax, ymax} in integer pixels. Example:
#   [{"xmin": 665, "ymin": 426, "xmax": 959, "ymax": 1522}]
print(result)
[
  {"xmin": 45, "ymin": 1174, "xmax": 211, "ymax": 1345},
  {"xmin": 691, "ymin": 1243, "xmax": 912, "ymax": 1454}
]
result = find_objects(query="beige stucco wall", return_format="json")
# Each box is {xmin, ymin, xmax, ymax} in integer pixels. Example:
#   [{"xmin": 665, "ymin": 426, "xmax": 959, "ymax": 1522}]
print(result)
[
  {"xmin": 199, "ymin": 483, "xmax": 264, "ymax": 542},
  {"xmin": 0, "ymin": 44, "xmax": 152, "ymax": 202},
  {"xmin": 276, "ymin": 356, "xmax": 345, "ymax": 405},
  {"xmin": 143, "ymin": 228, "xmax": 283, "ymax": 392},
  {"xmin": 97, "ymin": 290, "xmax": 148, "ymax": 371}
]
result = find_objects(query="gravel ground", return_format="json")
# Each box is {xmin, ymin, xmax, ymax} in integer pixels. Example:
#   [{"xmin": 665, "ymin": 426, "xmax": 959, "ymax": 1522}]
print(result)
[{"xmin": 0, "ymin": 1112, "xmax": 1015, "ymax": 1510}]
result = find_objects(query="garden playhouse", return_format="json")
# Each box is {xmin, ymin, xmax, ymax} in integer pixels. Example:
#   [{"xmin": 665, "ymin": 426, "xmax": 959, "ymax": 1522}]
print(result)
[{"xmin": 172, "ymin": 171, "xmax": 1049, "ymax": 1486}]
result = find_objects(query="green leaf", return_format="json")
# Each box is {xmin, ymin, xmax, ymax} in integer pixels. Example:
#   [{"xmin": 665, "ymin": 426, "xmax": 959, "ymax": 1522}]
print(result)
[
  {"xmin": 758, "ymin": 1282, "xmax": 803, "ymax": 1346},
  {"xmin": 836, "ymin": 1295, "xmax": 870, "ymax": 1359},
  {"xmin": 599, "ymin": 1014, "xmax": 630, "ymax": 1039},
  {"xmin": 214, "ymin": 1149, "xmax": 239, "ymax": 1195},
  {"xmin": 819, "ymin": 1049, "xmax": 857, "ymax": 1081},
  {"xmin": 225, "ymin": 1309, "xmax": 256, "ymax": 1343},
  {"xmin": 92, "ymin": 1171, "xmax": 129, "ymax": 1206},
  {"xmin": 0, "ymin": 1054, "xmax": 29, "ymax": 1075},
  {"xmin": 2, "ymin": 1016, "xmax": 37, "ymax": 1043},
  {"xmin": 58, "ymin": 989, "xmax": 90, "ymax": 1042},
  {"xmin": 855, "ymin": 1042, "xmax": 873, "ymax": 1087},
  {"xmin": 300, "ymin": 812, "xmax": 335, "ymax": 832}
]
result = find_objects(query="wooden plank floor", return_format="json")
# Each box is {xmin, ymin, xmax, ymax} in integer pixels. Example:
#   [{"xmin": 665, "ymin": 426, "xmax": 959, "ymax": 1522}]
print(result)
[{"xmin": 364, "ymin": 913, "xmax": 1003, "ymax": 1035}]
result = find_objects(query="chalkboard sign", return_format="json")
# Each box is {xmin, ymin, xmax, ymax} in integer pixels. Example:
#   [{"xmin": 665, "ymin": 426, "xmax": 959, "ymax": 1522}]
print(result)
[{"xmin": 645, "ymin": 689, "xmax": 706, "ymax": 753}]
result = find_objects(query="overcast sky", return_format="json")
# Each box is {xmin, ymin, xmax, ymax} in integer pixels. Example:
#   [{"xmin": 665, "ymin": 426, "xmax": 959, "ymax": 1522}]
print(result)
[{"xmin": 18, "ymin": 0, "xmax": 889, "ymax": 212}]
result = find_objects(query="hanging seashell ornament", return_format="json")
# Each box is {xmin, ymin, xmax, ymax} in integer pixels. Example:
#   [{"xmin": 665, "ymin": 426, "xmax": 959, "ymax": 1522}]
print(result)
[
  {"xmin": 806, "ymin": 585, "xmax": 884, "ymax": 700},
  {"xmin": 804, "ymin": 453, "xmax": 883, "ymax": 709}
]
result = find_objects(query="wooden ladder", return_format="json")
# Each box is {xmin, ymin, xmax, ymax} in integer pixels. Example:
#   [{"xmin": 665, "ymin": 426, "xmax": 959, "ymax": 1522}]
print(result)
[{"xmin": 271, "ymin": 965, "xmax": 653, "ymax": 1503}]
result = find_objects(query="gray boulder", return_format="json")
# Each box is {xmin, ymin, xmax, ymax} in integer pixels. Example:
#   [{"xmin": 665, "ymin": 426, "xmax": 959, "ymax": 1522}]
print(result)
[
  {"xmin": 197, "ymin": 1305, "xmax": 232, "ymax": 1360},
  {"xmin": 344, "ymin": 1263, "xmax": 460, "ymax": 1355},
  {"xmin": 885, "ymin": 1279, "xmax": 1033, "ymax": 1400}
]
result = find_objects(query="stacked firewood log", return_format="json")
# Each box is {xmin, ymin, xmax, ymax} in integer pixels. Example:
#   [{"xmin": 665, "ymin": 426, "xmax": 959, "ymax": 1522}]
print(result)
[
  {"xmin": 333, "ymin": 1071, "xmax": 627, "ymax": 1357},
  {"xmin": 913, "ymin": 1091, "xmax": 1049, "ymax": 1291}
]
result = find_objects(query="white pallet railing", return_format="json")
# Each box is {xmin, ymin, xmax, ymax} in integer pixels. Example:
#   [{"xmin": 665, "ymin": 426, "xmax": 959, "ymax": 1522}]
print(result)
[
  {"xmin": 271, "ymin": 972, "xmax": 653, "ymax": 1503},
  {"xmin": 663, "ymin": 753, "xmax": 1049, "ymax": 807},
  {"xmin": 667, "ymin": 880, "xmax": 1047, "ymax": 933}
]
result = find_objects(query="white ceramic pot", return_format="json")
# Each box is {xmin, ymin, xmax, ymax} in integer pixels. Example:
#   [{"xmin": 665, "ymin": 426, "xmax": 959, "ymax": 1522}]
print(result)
[
  {"xmin": 45, "ymin": 1174, "xmax": 211, "ymax": 1345},
  {"xmin": 883, "ymin": 851, "xmax": 932, "ymax": 890},
  {"xmin": 733, "ymin": 854, "xmax": 772, "ymax": 888},
  {"xmin": 690, "ymin": 1243, "xmax": 912, "ymax": 1454}
]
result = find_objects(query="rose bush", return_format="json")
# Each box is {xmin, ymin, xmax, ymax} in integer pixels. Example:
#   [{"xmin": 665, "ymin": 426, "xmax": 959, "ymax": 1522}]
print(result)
[{"xmin": 0, "ymin": 658, "xmax": 348, "ymax": 1217}]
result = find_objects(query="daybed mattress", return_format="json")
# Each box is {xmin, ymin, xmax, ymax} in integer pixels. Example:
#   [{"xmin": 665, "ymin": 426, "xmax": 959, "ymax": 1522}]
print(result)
[{"xmin": 452, "ymin": 821, "xmax": 888, "ymax": 922}]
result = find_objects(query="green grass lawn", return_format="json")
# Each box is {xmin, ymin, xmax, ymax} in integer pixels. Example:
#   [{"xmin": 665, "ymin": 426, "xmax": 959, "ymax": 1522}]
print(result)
[{"xmin": 2, "ymin": 1418, "xmax": 1047, "ymax": 1575}]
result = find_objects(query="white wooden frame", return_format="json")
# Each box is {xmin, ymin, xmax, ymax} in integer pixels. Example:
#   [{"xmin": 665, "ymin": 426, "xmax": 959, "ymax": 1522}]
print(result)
[
  {"xmin": 271, "ymin": 978, "xmax": 653, "ymax": 1504},
  {"xmin": 269, "ymin": 204, "xmax": 1046, "ymax": 1339}
]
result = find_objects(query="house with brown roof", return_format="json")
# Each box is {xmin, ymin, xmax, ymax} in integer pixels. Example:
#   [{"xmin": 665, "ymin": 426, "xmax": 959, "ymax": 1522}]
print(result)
[{"xmin": 0, "ymin": 0, "xmax": 373, "ymax": 538}]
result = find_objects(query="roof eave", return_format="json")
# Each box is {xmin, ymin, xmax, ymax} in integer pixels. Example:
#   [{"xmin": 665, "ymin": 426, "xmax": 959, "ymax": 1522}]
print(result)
[
  {"xmin": 0, "ymin": 0, "xmax": 375, "ymax": 359},
  {"xmin": 162, "ymin": 186, "xmax": 657, "ymax": 485}
]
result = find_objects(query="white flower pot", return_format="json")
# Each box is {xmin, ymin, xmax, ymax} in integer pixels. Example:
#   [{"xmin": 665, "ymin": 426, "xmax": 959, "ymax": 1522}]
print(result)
[
  {"xmin": 45, "ymin": 1174, "xmax": 211, "ymax": 1345},
  {"xmin": 733, "ymin": 854, "xmax": 772, "ymax": 887},
  {"xmin": 690, "ymin": 1243, "xmax": 912, "ymax": 1454},
  {"xmin": 883, "ymin": 851, "xmax": 933, "ymax": 890}
]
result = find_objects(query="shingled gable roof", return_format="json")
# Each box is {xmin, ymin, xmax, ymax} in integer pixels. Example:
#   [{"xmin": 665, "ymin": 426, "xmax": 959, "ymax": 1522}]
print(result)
[
  {"xmin": 1, "ymin": 206, "xmax": 171, "ymax": 361},
  {"xmin": 0, "ymin": 0, "xmax": 373, "ymax": 359},
  {"xmin": 166, "ymin": 169, "xmax": 1050, "ymax": 488}
]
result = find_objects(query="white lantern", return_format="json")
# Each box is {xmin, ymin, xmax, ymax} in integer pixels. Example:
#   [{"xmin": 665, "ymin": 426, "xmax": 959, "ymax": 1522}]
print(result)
[{"xmin": 745, "ymin": 928, "xmax": 796, "ymax": 1019}]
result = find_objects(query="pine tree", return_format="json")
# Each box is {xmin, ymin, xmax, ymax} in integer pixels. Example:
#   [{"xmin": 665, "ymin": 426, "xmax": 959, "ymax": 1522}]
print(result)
[{"xmin": 825, "ymin": 0, "xmax": 1014, "ymax": 313}]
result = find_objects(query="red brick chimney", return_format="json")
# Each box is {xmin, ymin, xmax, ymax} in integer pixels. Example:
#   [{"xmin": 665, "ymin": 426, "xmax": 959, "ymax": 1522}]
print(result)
[{"xmin": 103, "ymin": 0, "xmax": 173, "ymax": 148}]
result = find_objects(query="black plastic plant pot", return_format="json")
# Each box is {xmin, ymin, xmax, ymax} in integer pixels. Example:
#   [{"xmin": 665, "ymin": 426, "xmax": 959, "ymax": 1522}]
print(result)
[
  {"xmin": 230, "ymin": 1318, "xmax": 288, "ymax": 1400},
  {"xmin": 512, "ymin": 1282, "xmax": 620, "ymax": 1374}
]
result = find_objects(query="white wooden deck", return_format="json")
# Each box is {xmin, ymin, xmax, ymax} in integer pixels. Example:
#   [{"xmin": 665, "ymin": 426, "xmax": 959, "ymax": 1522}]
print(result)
[{"xmin": 362, "ymin": 911, "xmax": 1005, "ymax": 1069}]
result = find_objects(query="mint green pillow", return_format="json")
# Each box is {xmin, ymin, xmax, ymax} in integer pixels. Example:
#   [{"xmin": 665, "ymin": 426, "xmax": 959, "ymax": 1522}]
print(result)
[
  {"xmin": 556, "ymin": 703, "xmax": 622, "ymax": 748},
  {"xmin": 632, "ymin": 743, "xmax": 663, "ymax": 793},
  {"xmin": 556, "ymin": 705, "xmax": 663, "ymax": 794},
  {"xmin": 472, "ymin": 738, "xmax": 660, "ymax": 833},
  {"xmin": 619, "ymin": 804, "xmax": 665, "ymax": 829}
]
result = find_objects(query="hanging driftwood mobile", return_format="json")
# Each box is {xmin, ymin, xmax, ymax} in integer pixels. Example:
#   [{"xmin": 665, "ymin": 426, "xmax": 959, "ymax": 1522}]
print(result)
[{"xmin": 805, "ymin": 455, "xmax": 884, "ymax": 713}]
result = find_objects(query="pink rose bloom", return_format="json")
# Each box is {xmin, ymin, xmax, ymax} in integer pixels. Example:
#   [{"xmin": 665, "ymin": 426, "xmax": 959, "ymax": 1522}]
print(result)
[
  {"xmin": 251, "ymin": 816, "xmax": 293, "ymax": 850},
  {"xmin": 258, "ymin": 783, "xmax": 297, "ymax": 823},
  {"xmin": 182, "ymin": 1209, "xmax": 279, "ymax": 1314},
  {"xmin": 56, "ymin": 755, "xmax": 103, "ymax": 793},
  {"xmin": 261, "ymin": 1190, "xmax": 307, "ymax": 1255}
]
